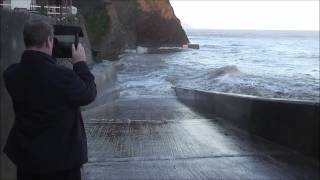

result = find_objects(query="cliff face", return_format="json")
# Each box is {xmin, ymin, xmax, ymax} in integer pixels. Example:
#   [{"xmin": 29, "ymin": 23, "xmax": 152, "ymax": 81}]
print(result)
[
  {"xmin": 75, "ymin": 0, "xmax": 189, "ymax": 60},
  {"xmin": 135, "ymin": 0, "xmax": 189, "ymax": 47}
]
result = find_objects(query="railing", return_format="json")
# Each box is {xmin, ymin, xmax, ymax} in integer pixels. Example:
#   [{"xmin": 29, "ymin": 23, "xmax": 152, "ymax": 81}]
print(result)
[
  {"xmin": 0, "ymin": 3, "xmax": 10, "ymax": 8},
  {"xmin": 0, "ymin": 4, "xmax": 77, "ymax": 17},
  {"xmin": 30, "ymin": 5, "xmax": 76, "ymax": 17}
]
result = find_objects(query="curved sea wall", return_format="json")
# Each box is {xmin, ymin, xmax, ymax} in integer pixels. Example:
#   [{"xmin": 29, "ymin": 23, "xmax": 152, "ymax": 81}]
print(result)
[
  {"xmin": 0, "ymin": 10, "xmax": 52, "ymax": 180},
  {"xmin": 0, "ymin": 9, "xmax": 117, "ymax": 179},
  {"xmin": 174, "ymin": 87, "xmax": 319, "ymax": 160}
]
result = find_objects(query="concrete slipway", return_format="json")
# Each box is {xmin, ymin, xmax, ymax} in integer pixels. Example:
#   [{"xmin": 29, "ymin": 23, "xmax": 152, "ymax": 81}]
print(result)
[{"xmin": 81, "ymin": 89, "xmax": 319, "ymax": 179}]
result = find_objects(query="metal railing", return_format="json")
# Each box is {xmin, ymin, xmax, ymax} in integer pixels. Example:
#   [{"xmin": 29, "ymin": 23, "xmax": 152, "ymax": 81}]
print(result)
[
  {"xmin": 0, "ymin": 3, "xmax": 10, "ymax": 8},
  {"xmin": 30, "ymin": 5, "xmax": 75, "ymax": 17},
  {"xmin": 0, "ymin": 3, "xmax": 77, "ymax": 17}
]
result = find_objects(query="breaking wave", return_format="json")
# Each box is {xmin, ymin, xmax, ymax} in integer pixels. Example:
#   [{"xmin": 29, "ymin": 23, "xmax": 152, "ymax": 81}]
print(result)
[
  {"xmin": 189, "ymin": 65, "xmax": 241, "ymax": 80},
  {"xmin": 113, "ymin": 30, "xmax": 319, "ymax": 102}
]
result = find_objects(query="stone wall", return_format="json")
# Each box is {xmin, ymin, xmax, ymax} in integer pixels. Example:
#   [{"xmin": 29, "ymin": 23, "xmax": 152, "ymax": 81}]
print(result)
[
  {"xmin": 0, "ymin": 9, "xmax": 104, "ymax": 179},
  {"xmin": 0, "ymin": 9, "xmax": 52, "ymax": 180}
]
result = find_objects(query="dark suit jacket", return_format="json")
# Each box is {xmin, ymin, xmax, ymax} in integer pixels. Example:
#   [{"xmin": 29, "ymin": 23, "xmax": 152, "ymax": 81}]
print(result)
[{"xmin": 3, "ymin": 50, "xmax": 97, "ymax": 173}]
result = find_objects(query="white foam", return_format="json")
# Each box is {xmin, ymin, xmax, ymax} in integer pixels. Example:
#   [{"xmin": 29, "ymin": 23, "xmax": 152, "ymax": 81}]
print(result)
[{"xmin": 136, "ymin": 46, "xmax": 148, "ymax": 54}]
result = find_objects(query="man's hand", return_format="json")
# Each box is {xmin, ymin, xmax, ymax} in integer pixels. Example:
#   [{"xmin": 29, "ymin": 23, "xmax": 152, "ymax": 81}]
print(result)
[{"xmin": 71, "ymin": 43, "xmax": 86, "ymax": 65}]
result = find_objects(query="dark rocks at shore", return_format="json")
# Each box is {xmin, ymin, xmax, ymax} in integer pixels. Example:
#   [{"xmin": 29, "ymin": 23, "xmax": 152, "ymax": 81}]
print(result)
[{"xmin": 74, "ymin": 0, "xmax": 189, "ymax": 60}]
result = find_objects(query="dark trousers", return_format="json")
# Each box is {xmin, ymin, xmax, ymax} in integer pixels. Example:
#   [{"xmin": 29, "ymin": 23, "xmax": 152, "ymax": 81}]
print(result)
[{"xmin": 17, "ymin": 167, "xmax": 82, "ymax": 180}]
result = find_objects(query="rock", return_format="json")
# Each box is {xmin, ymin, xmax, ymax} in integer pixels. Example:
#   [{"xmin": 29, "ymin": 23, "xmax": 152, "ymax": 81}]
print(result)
[
  {"xmin": 74, "ymin": 0, "xmax": 189, "ymax": 60},
  {"xmin": 135, "ymin": 0, "xmax": 189, "ymax": 47}
]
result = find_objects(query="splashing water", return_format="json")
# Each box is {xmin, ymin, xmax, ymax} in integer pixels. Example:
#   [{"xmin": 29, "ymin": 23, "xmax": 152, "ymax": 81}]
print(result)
[{"xmin": 111, "ymin": 30, "xmax": 319, "ymax": 102}]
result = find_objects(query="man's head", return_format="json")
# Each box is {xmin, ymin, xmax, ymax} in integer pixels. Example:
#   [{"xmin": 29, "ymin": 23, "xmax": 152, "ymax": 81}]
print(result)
[{"xmin": 23, "ymin": 19, "xmax": 54, "ymax": 55}]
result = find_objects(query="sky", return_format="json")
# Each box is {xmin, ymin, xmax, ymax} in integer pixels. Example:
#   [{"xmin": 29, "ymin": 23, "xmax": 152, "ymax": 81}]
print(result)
[{"xmin": 170, "ymin": 0, "xmax": 319, "ymax": 31}]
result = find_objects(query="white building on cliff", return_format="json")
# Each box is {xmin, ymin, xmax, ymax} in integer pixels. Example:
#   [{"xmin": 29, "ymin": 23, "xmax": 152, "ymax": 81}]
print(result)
[
  {"xmin": 1, "ymin": 0, "xmax": 77, "ymax": 15},
  {"xmin": 0, "ymin": 0, "xmax": 34, "ymax": 10}
]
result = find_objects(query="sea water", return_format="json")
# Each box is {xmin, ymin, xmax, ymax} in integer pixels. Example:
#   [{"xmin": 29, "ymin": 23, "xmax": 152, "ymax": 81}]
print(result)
[{"xmin": 114, "ymin": 30, "xmax": 319, "ymax": 102}]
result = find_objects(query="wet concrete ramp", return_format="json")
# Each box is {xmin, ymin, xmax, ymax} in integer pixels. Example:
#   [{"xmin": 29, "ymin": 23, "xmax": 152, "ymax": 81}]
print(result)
[{"xmin": 82, "ymin": 98, "xmax": 319, "ymax": 179}]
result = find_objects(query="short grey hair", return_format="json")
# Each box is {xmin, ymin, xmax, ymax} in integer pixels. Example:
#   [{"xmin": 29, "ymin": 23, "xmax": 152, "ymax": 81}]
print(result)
[{"xmin": 23, "ymin": 19, "xmax": 54, "ymax": 48}]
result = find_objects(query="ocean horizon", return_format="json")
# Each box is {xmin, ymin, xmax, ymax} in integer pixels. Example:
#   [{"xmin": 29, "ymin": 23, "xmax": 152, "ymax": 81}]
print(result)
[{"xmin": 109, "ymin": 29, "xmax": 320, "ymax": 102}]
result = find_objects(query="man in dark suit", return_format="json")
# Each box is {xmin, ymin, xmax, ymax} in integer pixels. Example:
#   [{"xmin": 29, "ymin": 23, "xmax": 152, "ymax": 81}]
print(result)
[{"xmin": 2, "ymin": 19, "xmax": 97, "ymax": 180}]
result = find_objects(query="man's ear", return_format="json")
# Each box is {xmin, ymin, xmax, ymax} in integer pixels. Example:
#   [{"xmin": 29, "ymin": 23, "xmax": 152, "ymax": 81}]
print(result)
[
  {"xmin": 45, "ymin": 36, "xmax": 53, "ymax": 48},
  {"xmin": 44, "ymin": 37, "xmax": 50, "ymax": 48}
]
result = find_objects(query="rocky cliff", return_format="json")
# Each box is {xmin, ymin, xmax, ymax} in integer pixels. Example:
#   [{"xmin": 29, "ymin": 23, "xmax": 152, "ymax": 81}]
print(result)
[{"xmin": 74, "ymin": 0, "xmax": 189, "ymax": 60}]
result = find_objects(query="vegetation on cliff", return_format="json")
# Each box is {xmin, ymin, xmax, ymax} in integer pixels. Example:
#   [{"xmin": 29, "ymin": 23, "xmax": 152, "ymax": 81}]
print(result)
[
  {"xmin": 75, "ymin": 0, "xmax": 189, "ymax": 60},
  {"xmin": 85, "ymin": 10, "xmax": 110, "ymax": 46},
  {"xmin": 74, "ymin": 0, "xmax": 111, "ymax": 50}
]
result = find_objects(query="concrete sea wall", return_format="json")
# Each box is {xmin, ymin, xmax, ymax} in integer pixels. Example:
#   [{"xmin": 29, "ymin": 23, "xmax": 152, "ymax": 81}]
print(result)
[
  {"xmin": 0, "ymin": 9, "xmax": 52, "ymax": 180},
  {"xmin": 0, "ymin": 9, "xmax": 118, "ymax": 179},
  {"xmin": 174, "ymin": 87, "xmax": 319, "ymax": 160}
]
